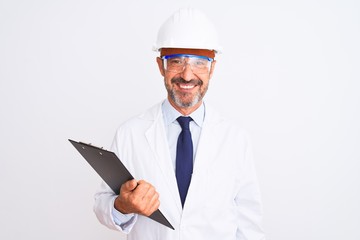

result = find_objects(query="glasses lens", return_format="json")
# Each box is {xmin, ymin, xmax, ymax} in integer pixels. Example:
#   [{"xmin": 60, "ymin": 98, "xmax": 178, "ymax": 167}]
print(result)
[{"xmin": 163, "ymin": 54, "xmax": 212, "ymax": 74}]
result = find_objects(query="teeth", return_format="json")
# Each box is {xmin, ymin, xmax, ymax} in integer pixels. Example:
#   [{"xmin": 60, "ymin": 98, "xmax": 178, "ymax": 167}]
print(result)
[{"xmin": 179, "ymin": 84, "xmax": 195, "ymax": 89}]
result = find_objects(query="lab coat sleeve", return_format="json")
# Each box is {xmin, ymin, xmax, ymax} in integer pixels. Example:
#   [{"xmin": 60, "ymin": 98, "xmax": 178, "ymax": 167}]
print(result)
[
  {"xmin": 93, "ymin": 128, "xmax": 139, "ymax": 233},
  {"xmin": 235, "ymin": 137, "xmax": 266, "ymax": 240},
  {"xmin": 93, "ymin": 181, "xmax": 138, "ymax": 233}
]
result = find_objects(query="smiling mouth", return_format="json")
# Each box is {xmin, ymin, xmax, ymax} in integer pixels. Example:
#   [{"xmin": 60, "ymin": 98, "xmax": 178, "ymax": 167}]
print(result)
[
  {"xmin": 178, "ymin": 83, "xmax": 196, "ymax": 90},
  {"xmin": 172, "ymin": 78, "xmax": 202, "ymax": 91}
]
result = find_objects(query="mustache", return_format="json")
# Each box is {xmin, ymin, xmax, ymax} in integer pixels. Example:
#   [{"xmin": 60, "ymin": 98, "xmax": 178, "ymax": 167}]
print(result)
[{"xmin": 171, "ymin": 77, "xmax": 203, "ymax": 86}]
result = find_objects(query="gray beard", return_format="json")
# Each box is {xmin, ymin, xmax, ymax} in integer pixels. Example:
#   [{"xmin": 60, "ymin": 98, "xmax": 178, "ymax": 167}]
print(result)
[
  {"xmin": 165, "ymin": 77, "xmax": 209, "ymax": 109},
  {"xmin": 169, "ymin": 90, "xmax": 202, "ymax": 108}
]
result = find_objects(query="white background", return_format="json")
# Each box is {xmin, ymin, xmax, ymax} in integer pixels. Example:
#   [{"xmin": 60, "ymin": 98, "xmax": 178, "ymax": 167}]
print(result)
[{"xmin": 1, "ymin": 0, "xmax": 359, "ymax": 239}]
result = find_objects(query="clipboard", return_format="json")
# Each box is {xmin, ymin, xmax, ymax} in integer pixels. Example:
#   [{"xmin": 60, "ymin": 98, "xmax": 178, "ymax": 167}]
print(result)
[{"xmin": 69, "ymin": 139, "xmax": 174, "ymax": 230}]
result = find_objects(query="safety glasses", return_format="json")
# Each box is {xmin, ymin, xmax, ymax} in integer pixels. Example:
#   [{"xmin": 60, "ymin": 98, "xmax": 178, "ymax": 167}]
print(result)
[{"xmin": 162, "ymin": 54, "xmax": 213, "ymax": 74}]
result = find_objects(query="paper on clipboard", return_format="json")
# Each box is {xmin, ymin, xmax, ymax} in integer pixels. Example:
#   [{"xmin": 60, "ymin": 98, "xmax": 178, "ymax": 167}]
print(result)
[{"xmin": 68, "ymin": 139, "xmax": 174, "ymax": 230}]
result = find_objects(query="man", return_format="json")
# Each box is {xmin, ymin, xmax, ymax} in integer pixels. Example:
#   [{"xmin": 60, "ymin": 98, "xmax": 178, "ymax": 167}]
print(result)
[{"xmin": 93, "ymin": 8, "xmax": 265, "ymax": 240}]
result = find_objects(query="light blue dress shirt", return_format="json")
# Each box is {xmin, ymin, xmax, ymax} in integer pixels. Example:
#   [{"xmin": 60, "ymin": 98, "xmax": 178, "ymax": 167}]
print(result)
[
  {"xmin": 162, "ymin": 98, "xmax": 204, "ymax": 170},
  {"xmin": 112, "ymin": 99, "xmax": 205, "ymax": 229}
]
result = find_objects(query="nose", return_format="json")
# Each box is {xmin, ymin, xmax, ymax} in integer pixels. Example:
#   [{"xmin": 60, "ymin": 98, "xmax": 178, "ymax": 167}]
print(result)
[{"xmin": 180, "ymin": 63, "xmax": 196, "ymax": 81}]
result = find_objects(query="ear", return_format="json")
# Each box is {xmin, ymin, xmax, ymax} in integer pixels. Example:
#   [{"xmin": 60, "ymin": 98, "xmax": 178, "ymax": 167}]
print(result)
[
  {"xmin": 156, "ymin": 57, "xmax": 165, "ymax": 77},
  {"xmin": 209, "ymin": 60, "xmax": 216, "ymax": 79}
]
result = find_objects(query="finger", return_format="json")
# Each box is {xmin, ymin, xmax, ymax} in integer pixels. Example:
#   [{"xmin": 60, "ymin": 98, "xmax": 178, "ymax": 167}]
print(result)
[
  {"xmin": 149, "ymin": 191, "xmax": 160, "ymax": 209},
  {"xmin": 133, "ymin": 180, "xmax": 152, "ymax": 196},
  {"xmin": 144, "ymin": 193, "xmax": 160, "ymax": 216},
  {"xmin": 124, "ymin": 181, "xmax": 151, "ymax": 206},
  {"xmin": 122, "ymin": 179, "xmax": 138, "ymax": 193},
  {"xmin": 142, "ymin": 185, "xmax": 156, "ymax": 201},
  {"xmin": 127, "ymin": 179, "xmax": 138, "ymax": 191},
  {"xmin": 132, "ymin": 182, "xmax": 158, "ymax": 212}
]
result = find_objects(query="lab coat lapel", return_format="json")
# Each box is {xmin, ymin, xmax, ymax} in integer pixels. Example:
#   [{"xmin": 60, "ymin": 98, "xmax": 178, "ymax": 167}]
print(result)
[
  {"xmin": 184, "ymin": 104, "xmax": 223, "ymax": 209},
  {"xmin": 144, "ymin": 105, "xmax": 183, "ymax": 214}
]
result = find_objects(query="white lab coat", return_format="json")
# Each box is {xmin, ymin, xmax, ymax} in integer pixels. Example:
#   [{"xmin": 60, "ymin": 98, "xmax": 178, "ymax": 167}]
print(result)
[{"xmin": 93, "ymin": 101, "xmax": 265, "ymax": 240}]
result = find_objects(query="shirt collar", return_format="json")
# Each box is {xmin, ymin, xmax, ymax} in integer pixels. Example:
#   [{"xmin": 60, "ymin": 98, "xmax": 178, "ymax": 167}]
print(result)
[{"xmin": 162, "ymin": 99, "xmax": 205, "ymax": 127}]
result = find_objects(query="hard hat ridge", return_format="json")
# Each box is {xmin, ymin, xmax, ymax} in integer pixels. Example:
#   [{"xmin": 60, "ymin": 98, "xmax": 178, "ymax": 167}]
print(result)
[{"xmin": 153, "ymin": 8, "xmax": 222, "ymax": 54}]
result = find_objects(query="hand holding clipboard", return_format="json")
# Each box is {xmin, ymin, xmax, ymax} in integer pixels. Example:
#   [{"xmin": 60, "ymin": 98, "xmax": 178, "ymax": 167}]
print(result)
[{"xmin": 69, "ymin": 139, "xmax": 174, "ymax": 230}]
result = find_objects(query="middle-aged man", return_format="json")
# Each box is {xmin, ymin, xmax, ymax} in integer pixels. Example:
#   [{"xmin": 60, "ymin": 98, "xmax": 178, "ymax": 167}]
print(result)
[{"xmin": 93, "ymin": 8, "xmax": 265, "ymax": 240}]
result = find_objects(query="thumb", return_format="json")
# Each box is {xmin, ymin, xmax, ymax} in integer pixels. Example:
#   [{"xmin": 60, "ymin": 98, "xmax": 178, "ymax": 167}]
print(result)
[{"xmin": 123, "ymin": 179, "xmax": 138, "ymax": 192}]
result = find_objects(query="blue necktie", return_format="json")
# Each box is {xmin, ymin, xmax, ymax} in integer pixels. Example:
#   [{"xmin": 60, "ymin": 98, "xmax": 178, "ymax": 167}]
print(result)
[{"xmin": 176, "ymin": 116, "xmax": 193, "ymax": 207}]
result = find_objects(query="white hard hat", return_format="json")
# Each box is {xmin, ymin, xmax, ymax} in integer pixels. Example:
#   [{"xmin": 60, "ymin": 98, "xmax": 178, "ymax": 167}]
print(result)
[{"xmin": 153, "ymin": 8, "xmax": 222, "ymax": 54}]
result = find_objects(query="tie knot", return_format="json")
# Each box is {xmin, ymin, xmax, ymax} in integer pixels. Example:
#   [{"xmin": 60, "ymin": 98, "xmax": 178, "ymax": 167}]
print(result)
[{"xmin": 177, "ymin": 116, "xmax": 192, "ymax": 130}]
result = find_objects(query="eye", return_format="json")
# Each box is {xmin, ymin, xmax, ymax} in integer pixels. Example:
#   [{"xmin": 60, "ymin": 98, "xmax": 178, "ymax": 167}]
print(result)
[
  {"xmin": 193, "ymin": 59, "xmax": 207, "ymax": 67},
  {"xmin": 169, "ymin": 58, "xmax": 184, "ymax": 65}
]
